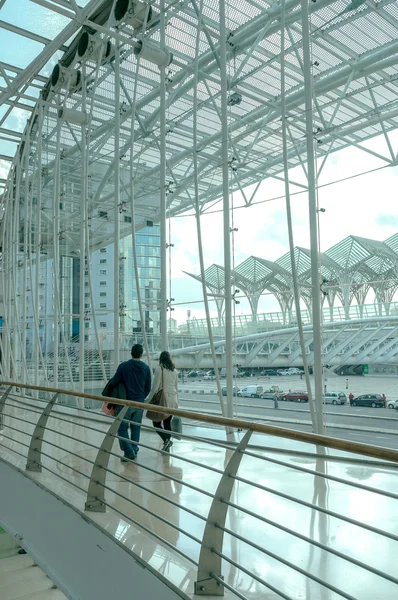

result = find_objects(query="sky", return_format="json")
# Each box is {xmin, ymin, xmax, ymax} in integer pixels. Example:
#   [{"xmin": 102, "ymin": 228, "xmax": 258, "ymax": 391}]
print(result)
[
  {"xmin": 1, "ymin": 1, "xmax": 398, "ymax": 326},
  {"xmin": 169, "ymin": 133, "xmax": 398, "ymax": 324}
]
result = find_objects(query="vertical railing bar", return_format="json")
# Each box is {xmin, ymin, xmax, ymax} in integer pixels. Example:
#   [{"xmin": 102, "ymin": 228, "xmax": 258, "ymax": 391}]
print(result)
[
  {"xmin": 195, "ymin": 429, "xmax": 253, "ymax": 596},
  {"xmin": 26, "ymin": 392, "xmax": 59, "ymax": 472},
  {"xmin": 85, "ymin": 406, "xmax": 128, "ymax": 512}
]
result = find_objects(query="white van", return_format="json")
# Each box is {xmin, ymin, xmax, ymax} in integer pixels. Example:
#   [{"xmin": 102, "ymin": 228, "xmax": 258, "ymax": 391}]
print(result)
[
  {"xmin": 237, "ymin": 385, "xmax": 263, "ymax": 398},
  {"xmin": 324, "ymin": 392, "xmax": 347, "ymax": 405}
]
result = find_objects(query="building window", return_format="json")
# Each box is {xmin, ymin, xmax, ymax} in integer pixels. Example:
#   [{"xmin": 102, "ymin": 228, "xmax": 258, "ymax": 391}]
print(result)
[
  {"xmin": 100, "ymin": 322, "xmax": 107, "ymax": 328},
  {"xmin": 99, "ymin": 210, "xmax": 108, "ymax": 219},
  {"xmin": 84, "ymin": 334, "xmax": 89, "ymax": 341},
  {"xmin": 85, "ymin": 292, "xmax": 90, "ymax": 297},
  {"xmin": 85, "ymin": 281, "xmax": 89, "ymax": 286},
  {"xmin": 100, "ymin": 281, "xmax": 106, "ymax": 286},
  {"xmin": 100, "ymin": 259, "xmax": 107, "ymax": 264},
  {"xmin": 100, "ymin": 247, "xmax": 107, "ymax": 253},
  {"xmin": 100, "ymin": 302, "xmax": 107, "ymax": 308},
  {"xmin": 85, "ymin": 322, "xmax": 90, "ymax": 328},
  {"xmin": 100, "ymin": 292, "xmax": 107, "ymax": 297},
  {"xmin": 100, "ymin": 269, "xmax": 107, "ymax": 275}
]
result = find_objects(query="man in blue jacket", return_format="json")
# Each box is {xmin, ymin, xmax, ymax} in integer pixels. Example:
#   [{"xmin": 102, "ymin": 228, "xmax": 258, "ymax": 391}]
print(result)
[{"xmin": 109, "ymin": 344, "xmax": 151, "ymax": 461}]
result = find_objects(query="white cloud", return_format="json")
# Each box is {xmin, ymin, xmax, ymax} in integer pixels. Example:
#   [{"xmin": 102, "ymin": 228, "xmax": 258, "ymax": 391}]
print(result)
[
  {"xmin": 0, "ymin": 159, "xmax": 9, "ymax": 180},
  {"xmin": 170, "ymin": 137, "xmax": 398, "ymax": 324}
]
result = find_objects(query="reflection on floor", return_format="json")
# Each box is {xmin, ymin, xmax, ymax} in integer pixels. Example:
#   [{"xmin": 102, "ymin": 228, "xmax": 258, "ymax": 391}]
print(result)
[{"xmin": 1, "ymin": 399, "xmax": 398, "ymax": 600}]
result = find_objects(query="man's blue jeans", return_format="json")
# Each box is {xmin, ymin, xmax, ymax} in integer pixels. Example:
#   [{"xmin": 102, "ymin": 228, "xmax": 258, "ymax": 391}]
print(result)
[{"xmin": 116, "ymin": 406, "xmax": 144, "ymax": 457}]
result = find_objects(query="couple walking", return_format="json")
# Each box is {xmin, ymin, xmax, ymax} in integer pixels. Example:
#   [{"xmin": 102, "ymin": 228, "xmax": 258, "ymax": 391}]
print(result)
[{"xmin": 107, "ymin": 344, "xmax": 178, "ymax": 461}]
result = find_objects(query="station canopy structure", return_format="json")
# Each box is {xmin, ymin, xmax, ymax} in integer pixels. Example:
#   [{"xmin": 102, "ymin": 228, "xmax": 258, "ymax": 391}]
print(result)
[
  {"xmin": 0, "ymin": 0, "xmax": 398, "ymax": 427},
  {"xmin": 1, "ymin": 0, "xmax": 398, "ymax": 246},
  {"xmin": 186, "ymin": 234, "xmax": 398, "ymax": 321}
]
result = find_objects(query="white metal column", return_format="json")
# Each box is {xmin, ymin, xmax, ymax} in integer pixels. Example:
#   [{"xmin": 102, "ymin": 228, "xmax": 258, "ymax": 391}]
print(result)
[
  {"xmin": 113, "ymin": 44, "xmax": 121, "ymax": 370},
  {"xmin": 160, "ymin": 0, "xmax": 168, "ymax": 351},
  {"xmin": 79, "ymin": 69, "xmax": 88, "ymax": 393},
  {"xmin": 301, "ymin": 0, "xmax": 323, "ymax": 433},
  {"xmin": 53, "ymin": 103, "xmax": 62, "ymax": 390},
  {"xmin": 281, "ymin": 0, "xmax": 316, "ymax": 430},
  {"xmin": 21, "ymin": 154, "xmax": 28, "ymax": 385},
  {"xmin": 193, "ymin": 0, "xmax": 226, "ymax": 416},
  {"xmin": 34, "ymin": 106, "xmax": 43, "ymax": 387},
  {"xmin": 219, "ymin": 0, "xmax": 234, "ymax": 419}
]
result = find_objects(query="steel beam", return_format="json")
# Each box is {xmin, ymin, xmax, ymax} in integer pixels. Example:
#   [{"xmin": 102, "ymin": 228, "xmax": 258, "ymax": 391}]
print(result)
[{"xmin": 0, "ymin": 0, "xmax": 103, "ymax": 107}]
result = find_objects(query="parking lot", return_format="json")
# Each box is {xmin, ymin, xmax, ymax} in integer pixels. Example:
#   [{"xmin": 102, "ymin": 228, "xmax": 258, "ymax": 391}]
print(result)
[{"xmin": 178, "ymin": 373, "xmax": 398, "ymax": 449}]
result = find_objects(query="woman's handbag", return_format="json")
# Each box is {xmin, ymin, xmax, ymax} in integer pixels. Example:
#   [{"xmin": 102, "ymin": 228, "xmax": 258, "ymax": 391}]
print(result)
[{"xmin": 146, "ymin": 368, "xmax": 170, "ymax": 422}]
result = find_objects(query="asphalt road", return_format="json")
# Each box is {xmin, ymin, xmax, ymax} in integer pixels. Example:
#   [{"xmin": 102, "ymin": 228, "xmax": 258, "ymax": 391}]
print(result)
[{"xmin": 180, "ymin": 393, "xmax": 398, "ymax": 450}]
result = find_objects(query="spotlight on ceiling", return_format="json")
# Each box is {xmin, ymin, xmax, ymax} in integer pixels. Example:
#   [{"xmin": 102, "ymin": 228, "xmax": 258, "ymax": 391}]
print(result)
[
  {"xmin": 58, "ymin": 107, "xmax": 89, "ymax": 126},
  {"xmin": 113, "ymin": 0, "xmax": 152, "ymax": 30},
  {"xmin": 134, "ymin": 40, "xmax": 173, "ymax": 68},
  {"xmin": 77, "ymin": 32, "xmax": 114, "ymax": 64},
  {"xmin": 227, "ymin": 91, "xmax": 242, "ymax": 106},
  {"xmin": 51, "ymin": 64, "xmax": 82, "ymax": 93}
]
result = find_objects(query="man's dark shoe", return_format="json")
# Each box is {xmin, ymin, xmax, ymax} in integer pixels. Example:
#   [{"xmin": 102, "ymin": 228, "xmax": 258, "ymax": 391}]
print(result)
[{"xmin": 121, "ymin": 454, "xmax": 136, "ymax": 463}]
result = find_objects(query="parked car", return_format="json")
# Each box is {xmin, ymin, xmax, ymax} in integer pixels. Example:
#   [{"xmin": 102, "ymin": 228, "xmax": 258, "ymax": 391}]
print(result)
[
  {"xmin": 261, "ymin": 388, "xmax": 283, "ymax": 399},
  {"xmin": 204, "ymin": 371, "xmax": 214, "ymax": 380},
  {"xmin": 237, "ymin": 385, "xmax": 263, "ymax": 398},
  {"xmin": 187, "ymin": 370, "xmax": 198, "ymax": 378},
  {"xmin": 281, "ymin": 391, "xmax": 308, "ymax": 402},
  {"xmin": 221, "ymin": 386, "xmax": 240, "ymax": 396},
  {"xmin": 350, "ymin": 394, "xmax": 386, "ymax": 408},
  {"xmin": 237, "ymin": 370, "xmax": 252, "ymax": 378},
  {"xmin": 324, "ymin": 392, "xmax": 347, "ymax": 405},
  {"xmin": 261, "ymin": 369, "xmax": 278, "ymax": 376},
  {"xmin": 277, "ymin": 368, "xmax": 301, "ymax": 376},
  {"xmin": 286, "ymin": 368, "xmax": 303, "ymax": 376},
  {"xmin": 386, "ymin": 399, "xmax": 398, "ymax": 409},
  {"xmin": 196, "ymin": 370, "xmax": 206, "ymax": 377}
]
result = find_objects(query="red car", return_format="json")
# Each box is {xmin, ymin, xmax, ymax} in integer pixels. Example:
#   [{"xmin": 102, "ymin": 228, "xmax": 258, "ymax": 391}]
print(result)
[{"xmin": 281, "ymin": 391, "xmax": 308, "ymax": 403}]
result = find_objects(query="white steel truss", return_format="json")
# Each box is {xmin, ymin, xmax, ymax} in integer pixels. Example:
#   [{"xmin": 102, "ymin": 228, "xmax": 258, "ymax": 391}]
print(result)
[
  {"xmin": 170, "ymin": 316, "xmax": 398, "ymax": 369},
  {"xmin": 1, "ymin": 0, "xmax": 398, "ymax": 429}
]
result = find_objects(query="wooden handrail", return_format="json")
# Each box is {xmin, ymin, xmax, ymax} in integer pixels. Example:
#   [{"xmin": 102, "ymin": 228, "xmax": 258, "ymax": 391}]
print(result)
[{"xmin": 2, "ymin": 380, "xmax": 398, "ymax": 463}]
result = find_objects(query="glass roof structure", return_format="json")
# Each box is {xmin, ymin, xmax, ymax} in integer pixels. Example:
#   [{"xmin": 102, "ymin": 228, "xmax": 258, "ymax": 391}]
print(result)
[
  {"xmin": 186, "ymin": 234, "xmax": 398, "ymax": 318},
  {"xmin": 1, "ymin": 0, "xmax": 398, "ymax": 224},
  {"xmin": 1, "ymin": 0, "xmax": 398, "ymax": 424}
]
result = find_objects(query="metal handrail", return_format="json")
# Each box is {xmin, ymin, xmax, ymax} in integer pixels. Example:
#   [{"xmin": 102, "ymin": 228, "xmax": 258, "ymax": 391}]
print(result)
[
  {"xmin": 1, "ymin": 380, "xmax": 398, "ymax": 600},
  {"xmin": 2, "ymin": 380, "xmax": 398, "ymax": 463}
]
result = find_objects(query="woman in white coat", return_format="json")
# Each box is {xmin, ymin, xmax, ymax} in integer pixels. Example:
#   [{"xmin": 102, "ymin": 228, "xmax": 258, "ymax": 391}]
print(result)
[{"xmin": 146, "ymin": 351, "xmax": 179, "ymax": 452}]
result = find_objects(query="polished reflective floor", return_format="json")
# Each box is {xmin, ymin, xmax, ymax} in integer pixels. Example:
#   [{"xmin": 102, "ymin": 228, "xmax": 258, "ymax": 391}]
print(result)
[{"xmin": 1, "ymin": 396, "xmax": 398, "ymax": 600}]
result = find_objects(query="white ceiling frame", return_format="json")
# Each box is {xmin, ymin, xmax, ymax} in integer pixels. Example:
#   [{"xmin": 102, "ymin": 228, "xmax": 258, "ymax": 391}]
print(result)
[{"xmin": 0, "ymin": 0, "xmax": 104, "ymax": 108}]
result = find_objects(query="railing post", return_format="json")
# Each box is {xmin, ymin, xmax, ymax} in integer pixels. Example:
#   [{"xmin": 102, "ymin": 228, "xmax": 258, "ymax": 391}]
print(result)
[
  {"xmin": 85, "ymin": 406, "xmax": 128, "ymax": 513},
  {"xmin": 26, "ymin": 393, "xmax": 59, "ymax": 472},
  {"xmin": 0, "ymin": 385, "xmax": 13, "ymax": 430},
  {"xmin": 195, "ymin": 429, "xmax": 253, "ymax": 596}
]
